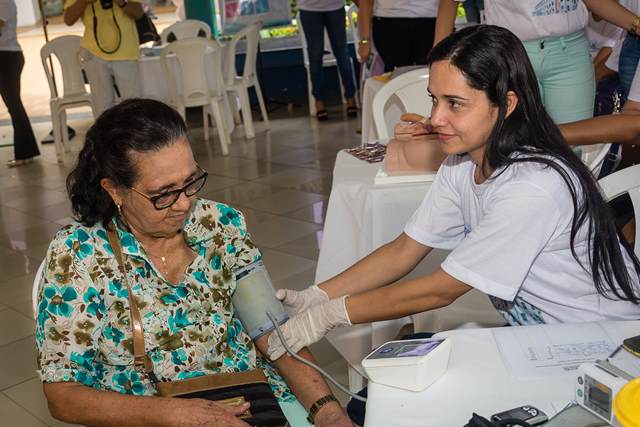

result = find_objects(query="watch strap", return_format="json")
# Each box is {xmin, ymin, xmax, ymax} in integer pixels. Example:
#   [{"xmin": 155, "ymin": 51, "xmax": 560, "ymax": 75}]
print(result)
[{"xmin": 306, "ymin": 394, "xmax": 338, "ymax": 425}]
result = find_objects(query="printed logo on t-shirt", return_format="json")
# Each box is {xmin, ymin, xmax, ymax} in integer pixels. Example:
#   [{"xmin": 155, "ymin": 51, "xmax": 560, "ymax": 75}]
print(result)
[
  {"xmin": 533, "ymin": 0, "xmax": 579, "ymax": 17},
  {"xmin": 489, "ymin": 296, "xmax": 545, "ymax": 325}
]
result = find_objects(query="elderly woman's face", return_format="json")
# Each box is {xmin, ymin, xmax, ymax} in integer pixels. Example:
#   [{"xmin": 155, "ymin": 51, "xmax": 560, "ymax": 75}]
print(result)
[{"xmin": 122, "ymin": 137, "xmax": 199, "ymax": 237}]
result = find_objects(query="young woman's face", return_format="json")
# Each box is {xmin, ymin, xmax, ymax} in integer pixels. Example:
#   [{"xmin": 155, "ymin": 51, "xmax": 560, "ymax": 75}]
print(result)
[{"xmin": 428, "ymin": 60, "xmax": 500, "ymax": 164}]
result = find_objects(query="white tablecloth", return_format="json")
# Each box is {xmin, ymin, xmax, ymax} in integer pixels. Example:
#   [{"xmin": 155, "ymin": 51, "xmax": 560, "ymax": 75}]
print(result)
[
  {"xmin": 364, "ymin": 320, "xmax": 640, "ymax": 427},
  {"xmin": 317, "ymin": 151, "xmax": 504, "ymax": 375},
  {"xmin": 138, "ymin": 48, "xmax": 235, "ymax": 132},
  {"xmin": 360, "ymin": 77, "xmax": 404, "ymax": 144}
]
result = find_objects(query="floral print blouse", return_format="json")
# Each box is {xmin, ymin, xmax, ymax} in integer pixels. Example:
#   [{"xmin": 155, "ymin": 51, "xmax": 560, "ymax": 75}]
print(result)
[{"xmin": 36, "ymin": 199, "xmax": 293, "ymax": 401}]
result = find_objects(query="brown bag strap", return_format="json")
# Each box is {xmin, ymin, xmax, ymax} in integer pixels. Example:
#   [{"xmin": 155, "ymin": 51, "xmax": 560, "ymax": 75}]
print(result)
[{"xmin": 107, "ymin": 226, "xmax": 156, "ymax": 378}]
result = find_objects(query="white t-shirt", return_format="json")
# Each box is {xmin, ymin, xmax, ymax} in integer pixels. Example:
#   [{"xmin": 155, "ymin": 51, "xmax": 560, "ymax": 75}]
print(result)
[
  {"xmin": 374, "ymin": 0, "xmax": 439, "ymax": 18},
  {"xmin": 0, "ymin": 0, "xmax": 20, "ymax": 51},
  {"xmin": 297, "ymin": 0, "xmax": 344, "ymax": 12},
  {"xmin": 585, "ymin": 15, "xmax": 624, "ymax": 57},
  {"xmin": 404, "ymin": 154, "xmax": 640, "ymax": 325},
  {"xmin": 482, "ymin": 0, "xmax": 589, "ymax": 41}
]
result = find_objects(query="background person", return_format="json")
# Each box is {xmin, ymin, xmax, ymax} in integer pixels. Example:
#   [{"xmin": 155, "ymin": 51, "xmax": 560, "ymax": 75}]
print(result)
[
  {"xmin": 64, "ymin": 0, "xmax": 144, "ymax": 115},
  {"xmin": 36, "ymin": 99, "xmax": 351, "ymax": 427},
  {"xmin": 298, "ymin": 0, "xmax": 358, "ymax": 121},
  {"xmin": 267, "ymin": 25, "xmax": 640, "ymax": 363},
  {"xmin": 0, "ymin": 0, "xmax": 40, "ymax": 167}
]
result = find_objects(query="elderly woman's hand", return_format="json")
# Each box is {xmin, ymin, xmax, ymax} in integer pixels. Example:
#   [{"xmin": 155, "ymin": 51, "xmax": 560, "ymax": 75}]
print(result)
[
  {"xmin": 314, "ymin": 402, "xmax": 354, "ymax": 427},
  {"xmin": 394, "ymin": 113, "xmax": 433, "ymax": 140},
  {"xmin": 172, "ymin": 398, "xmax": 251, "ymax": 427},
  {"xmin": 276, "ymin": 285, "xmax": 329, "ymax": 316}
]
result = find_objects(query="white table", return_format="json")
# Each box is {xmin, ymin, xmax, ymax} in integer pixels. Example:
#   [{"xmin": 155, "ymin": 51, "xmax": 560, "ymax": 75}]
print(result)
[
  {"xmin": 317, "ymin": 150, "xmax": 504, "ymax": 381},
  {"xmin": 364, "ymin": 320, "xmax": 640, "ymax": 427},
  {"xmin": 360, "ymin": 77, "xmax": 404, "ymax": 144},
  {"xmin": 138, "ymin": 48, "xmax": 235, "ymax": 132}
]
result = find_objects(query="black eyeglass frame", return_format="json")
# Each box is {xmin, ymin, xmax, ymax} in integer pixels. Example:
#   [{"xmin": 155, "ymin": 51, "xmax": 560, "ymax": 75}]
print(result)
[{"xmin": 129, "ymin": 167, "xmax": 209, "ymax": 210}]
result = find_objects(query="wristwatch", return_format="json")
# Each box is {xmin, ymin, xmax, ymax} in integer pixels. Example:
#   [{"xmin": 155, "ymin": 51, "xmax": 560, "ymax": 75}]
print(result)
[{"xmin": 307, "ymin": 394, "xmax": 339, "ymax": 424}]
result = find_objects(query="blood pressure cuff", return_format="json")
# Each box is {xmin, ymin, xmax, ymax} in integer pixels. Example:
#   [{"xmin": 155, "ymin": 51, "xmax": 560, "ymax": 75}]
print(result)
[{"xmin": 465, "ymin": 413, "xmax": 532, "ymax": 427}]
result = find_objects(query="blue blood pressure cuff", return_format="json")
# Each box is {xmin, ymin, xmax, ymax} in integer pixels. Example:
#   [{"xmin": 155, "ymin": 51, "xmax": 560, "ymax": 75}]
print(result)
[{"xmin": 232, "ymin": 260, "xmax": 289, "ymax": 340}]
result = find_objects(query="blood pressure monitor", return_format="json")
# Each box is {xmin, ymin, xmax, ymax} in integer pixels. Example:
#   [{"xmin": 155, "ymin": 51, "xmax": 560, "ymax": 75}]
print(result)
[
  {"xmin": 576, "ymin": 360, "xmax": 634, "ymax": 424},
  {"xmin": 361, "ymin": 338, "xmax": 451, "ymax": 391}
]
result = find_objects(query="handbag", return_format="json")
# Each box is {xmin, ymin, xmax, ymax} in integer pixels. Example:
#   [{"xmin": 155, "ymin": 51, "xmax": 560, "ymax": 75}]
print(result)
[
  {"xmin": 106, "ymin": 227, "xmax": 289, "ymax": 427},
  {"xmin": 136, "ymin": 12, "xmax": 160, "ymax": 45}
]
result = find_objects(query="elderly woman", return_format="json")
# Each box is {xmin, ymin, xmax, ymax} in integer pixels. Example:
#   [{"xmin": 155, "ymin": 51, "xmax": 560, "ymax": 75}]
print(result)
[{"xmin": 36, "ymin": 99, "xmax": 351, "ymax": 427}]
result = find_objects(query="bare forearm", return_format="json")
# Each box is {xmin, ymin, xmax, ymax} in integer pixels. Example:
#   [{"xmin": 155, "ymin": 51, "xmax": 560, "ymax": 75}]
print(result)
[
  {"xmin": 44, "ymin": 383, "xmax": 175, "ymax": 427},
  {"xmin": 346, "ymin": 268, "xmax": 472, "ymax": 324},
  {"xmin": 434, "ymin": 0, "xmax": 458, "ymax": 46},
  {"xmin": 319, "ymin": 233, "xmax": 430, "ymax": 299},
  {"xmin": 358, "ymin": 0, "xmax": 373, "ymax": 41},
  {"xmin": 560, "ymin": 114, "xmax": 640, "ymax": 145},
  {"xmin": 64, "ymin": 0, "xmax": 89, "ymax": 26},
  {"xmin": 583, "ymin": 0, "xmax": 638, "ymax": 32}
]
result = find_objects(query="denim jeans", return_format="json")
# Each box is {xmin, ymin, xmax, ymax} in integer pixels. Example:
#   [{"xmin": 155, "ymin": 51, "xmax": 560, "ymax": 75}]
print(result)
[
  {"xmin": 299, "ymin": 8, "xmax": 356, "ymax": 102},
  {"xmin": 619, "ymin": 34, "xmax": 640, "ymax": 98}
]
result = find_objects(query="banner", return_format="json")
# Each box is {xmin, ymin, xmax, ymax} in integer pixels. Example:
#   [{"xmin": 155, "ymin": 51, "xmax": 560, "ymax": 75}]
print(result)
[{"xmin": 220, "ymin": 0, "xmax": 291, "ymax": 35}]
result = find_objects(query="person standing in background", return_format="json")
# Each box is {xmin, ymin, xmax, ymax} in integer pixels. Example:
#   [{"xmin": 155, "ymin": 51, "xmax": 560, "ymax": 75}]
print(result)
[
  {"xmin": 298, "ymin": 0, "xmax": 358, "ymax": 121},
  {"xmin": 357, "ymin": 0, "xmax": 440, "ymax": 73},
  {"xmin": 64, "ymin": 0, "xmax": 144, "ymax": 115},
  {"xmin": 0, "ymin": 0, "xmax": 40, "ymax": 168}
]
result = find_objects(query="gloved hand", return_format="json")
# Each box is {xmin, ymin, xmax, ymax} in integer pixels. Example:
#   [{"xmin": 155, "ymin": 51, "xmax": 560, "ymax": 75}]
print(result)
[
  {"xmin": 267, "ymin": 296, "xmax": 352, "ymax": 360},
  {"xmin": 275, "ymin": 285, "xmax": 329, "ymax": 316}
]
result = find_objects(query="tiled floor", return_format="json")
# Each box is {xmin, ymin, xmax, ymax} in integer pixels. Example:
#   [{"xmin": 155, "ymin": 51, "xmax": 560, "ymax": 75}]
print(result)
[{"xmin": 0, "ymin": 104, "xmax": 360, "ymax": 425}]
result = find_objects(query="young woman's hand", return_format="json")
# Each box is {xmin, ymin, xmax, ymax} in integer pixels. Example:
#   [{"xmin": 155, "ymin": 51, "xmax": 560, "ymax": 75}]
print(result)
[
  {"xmin": 267, "ymin": 297, "xmax": 351, "ymax": 360},
  {"xmin": 170, "ymin": 398, "xmax": 251, "ymax": 427},
  {"xmin": 276, "ymin": 285, "xmax": 329, "ymax": 316},
  {"xmin": 394, "ymin": 113, "xmax": 433, "ymax": 139}
]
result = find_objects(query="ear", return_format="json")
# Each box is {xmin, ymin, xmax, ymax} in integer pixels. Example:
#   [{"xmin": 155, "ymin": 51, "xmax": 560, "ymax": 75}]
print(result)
[
  {"xmin": 505, "ymin": 90, "xmax": 519, "ymax": 118},
  {"xmin": 100, "ymin": 178, "xmax": 123, "ymax": 207}
]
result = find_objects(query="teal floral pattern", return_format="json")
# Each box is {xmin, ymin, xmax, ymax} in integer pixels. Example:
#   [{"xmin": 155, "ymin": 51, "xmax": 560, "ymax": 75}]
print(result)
[{"xmin": 36, "ymin": 199, "xmax": 293, "ymax": 401}]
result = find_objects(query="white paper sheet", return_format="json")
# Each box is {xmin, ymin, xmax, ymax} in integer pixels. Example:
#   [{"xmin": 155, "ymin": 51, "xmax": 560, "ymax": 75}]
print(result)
[{"xmin": 493, "ymin": 322, "xmax": 617, "ymax": 378}]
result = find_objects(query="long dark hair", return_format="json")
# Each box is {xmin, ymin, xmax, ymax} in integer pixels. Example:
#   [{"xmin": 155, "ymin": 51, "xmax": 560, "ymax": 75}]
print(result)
[
  {"xmin": 67, "ymin": 98, "xmax": 188, "ymax": 226},
  {"xmin": 427, "ymin": 25, "xmax": 640, "ymax": 304}
]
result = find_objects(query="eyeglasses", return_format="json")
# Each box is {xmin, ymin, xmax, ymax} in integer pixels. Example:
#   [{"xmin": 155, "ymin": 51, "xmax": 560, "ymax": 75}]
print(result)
[{"xmin": 129, "ymin": 168, "xmax": 208, "ymax": 210}]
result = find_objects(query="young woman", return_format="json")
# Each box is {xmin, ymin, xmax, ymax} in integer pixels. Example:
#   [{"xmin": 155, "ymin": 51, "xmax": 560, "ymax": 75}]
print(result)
[{"xmin": 267, "ymin": 25, "xmax": 640, "ymax": 361}]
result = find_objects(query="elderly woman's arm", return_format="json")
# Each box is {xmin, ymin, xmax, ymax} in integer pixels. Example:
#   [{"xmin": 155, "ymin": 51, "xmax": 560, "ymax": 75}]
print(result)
[
  {"xmin": 43, "ymin": 382, "xmax": 250, "ymax": 427},
  {"xmin": 253, "ymin": 336, "xmax": 352, "ymax": 427}
]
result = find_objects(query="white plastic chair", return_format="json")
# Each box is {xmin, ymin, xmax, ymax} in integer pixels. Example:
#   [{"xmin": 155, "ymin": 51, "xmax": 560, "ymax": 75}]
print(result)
[
  {"xmin": 598, "ymin": 163, "xmax": 640, "ymax": 256},
  {"xmin": 224, "ymin": 21, "xmax": 269, "ymax": 140},
  {"xmin": 371, "ymin": 67, "xmax": 431, "ymax": 140},
  {"xmin": 160, "ymin": 19, "xmax": 211, "ymax": 44},
  {"xmin": 40, "ymin": 35, "xmax": 96, "ymax": 163},
  {"xmin": 161, "ymin": 38, "xmax": 230, "ymax": 155},
  {"xmin": 297, "ymin": 11, "xmax": 360, "ymax": 116},
  {"xmin": 581, "ymin": 143, "xmax": 613, "ymax": 177},
  {"xmin": 32, "ymin": 259, "xmax": 46, "ymax": 316}
]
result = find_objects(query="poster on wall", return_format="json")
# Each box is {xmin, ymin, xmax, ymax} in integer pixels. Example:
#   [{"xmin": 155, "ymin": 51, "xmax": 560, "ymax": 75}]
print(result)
[{"xmin": 220, "ymin": 0, "xmax": 291, "ymax": 35}]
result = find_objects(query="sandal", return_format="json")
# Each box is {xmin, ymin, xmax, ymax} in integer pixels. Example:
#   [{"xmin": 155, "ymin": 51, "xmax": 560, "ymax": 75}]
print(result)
[
  {"xmin": 316, "ymin": 109, "xmax": 329, "ymax": 121},
  {"xmin": 7, "ymin": 158, "xmax": 35, "ymax": 168}
]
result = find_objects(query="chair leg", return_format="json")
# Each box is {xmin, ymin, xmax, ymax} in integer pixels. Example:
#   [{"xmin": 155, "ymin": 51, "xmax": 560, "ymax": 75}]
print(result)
[
  {"xmin": 350, "ymin": 58, "xmax": 361, "ymax": 108},
  {"xmin": 336, "ymin": 66, "xmax": 346, "ymax": 107},
  {"xmin": 238, "ymin": 86, "xmax": 255, "ymax": 139},
  {"xmin": 52, "ymin": 109, "xmax": 64, "ymax": 163},
  {"xmin": 202, "ymin": 106, "xmax": 210, "ymax": 142},
  {"xmin": 306, "ymin": 66, "xmax": 316, "ymax": 116},
  {"xmin": 61, "ymin": 110, "xmax": 71, "ymax": 153},
  {"xmin": 210, "ymin": 100, "xmax": 230, "ymax": 156},
  {"xmin": 253, "ymin": 81, "xmax": 270, "ymax": 129},
  {"xmin": 228, "ymin": 91, "xmax": 242, "ymax": 125}
]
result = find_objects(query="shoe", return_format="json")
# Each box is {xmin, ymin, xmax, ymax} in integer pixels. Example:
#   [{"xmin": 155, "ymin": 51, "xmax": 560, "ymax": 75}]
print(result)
[
  {"xmin": 316, "ymin": 109, "xmax": 329, "ymax": 121},
  {"xmin": 7, "ymin": 158, "xmax": 35, "ymax": 168},
  {"xmin": 347, "ymin": 105, "xmax": 358, "ymax": 118}
]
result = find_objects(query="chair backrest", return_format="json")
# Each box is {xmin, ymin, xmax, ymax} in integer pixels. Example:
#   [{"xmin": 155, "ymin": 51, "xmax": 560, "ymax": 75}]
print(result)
[
  {"xmin": 372, "ymin": 68, "xmax": 431, "ymax": 139},
  {"xmin": 161, "ymin": 37, "xmax": 224, "ymax": 105},
  {"xmin": 40, "ymin": 35, "xmax": 87, "ymax": 99},
  {"xmin": 297, "ymin": 11, "xmax": 337, "ymax": 66},
  {"xmin": 32, "ymin": 259, "xmax": 46, "ymax": 316},
  {"xmin": 598, "ymin": 163, "xmax": 640, "ymax": 256},
  {"xmin": 160, "ymin": 19, "xmax": 212, "ymax": 44},
  {"xmin": 225, "ymin": 21, "xmax": 262, "ymax": 85},
  {"xmin": 581, "ymin": 143, "xmax": 612, "ymax": 176}
]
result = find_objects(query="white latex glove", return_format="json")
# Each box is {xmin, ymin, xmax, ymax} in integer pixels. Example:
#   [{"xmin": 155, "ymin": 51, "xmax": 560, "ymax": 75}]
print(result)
[
  {"xmin": 267, "ymin": 296, "xmax": 352, "ymax": 360},
  {"xmin": 275, "ymin": 285, "xmax": 329, "ymax": 316}
]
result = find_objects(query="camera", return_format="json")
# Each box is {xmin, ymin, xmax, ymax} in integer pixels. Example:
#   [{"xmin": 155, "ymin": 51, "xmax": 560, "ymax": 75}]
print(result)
[{"xmin": 99, "ymin": 0, "xmax": 113, "ymax": 9}]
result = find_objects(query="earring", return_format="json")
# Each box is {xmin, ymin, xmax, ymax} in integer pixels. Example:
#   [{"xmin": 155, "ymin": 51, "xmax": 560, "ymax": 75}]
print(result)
[{"xmin": 116, "ymin": 203, "xmax": 122, "ymax": 216}]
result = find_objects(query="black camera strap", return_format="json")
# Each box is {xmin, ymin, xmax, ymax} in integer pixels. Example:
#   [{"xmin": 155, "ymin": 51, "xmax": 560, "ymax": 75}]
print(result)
[{"xmin": 91, "ymin": 2, "xmax": 122, "ymax": 55}]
